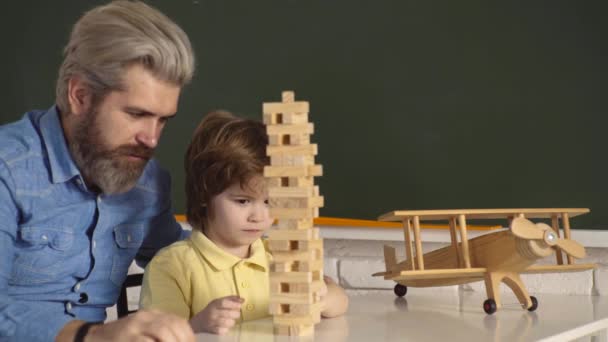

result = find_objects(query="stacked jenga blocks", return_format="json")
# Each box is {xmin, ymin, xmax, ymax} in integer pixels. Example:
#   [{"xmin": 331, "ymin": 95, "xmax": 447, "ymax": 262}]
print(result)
[{"xmin": 263, "ymin": 91, "xmax": 325, "ymax": 336}]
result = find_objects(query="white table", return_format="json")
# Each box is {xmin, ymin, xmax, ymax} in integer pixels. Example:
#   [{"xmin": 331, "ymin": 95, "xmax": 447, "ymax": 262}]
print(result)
[{"xmin": 196, "ymin": 291, "xmax": 608, "ymax": 342}]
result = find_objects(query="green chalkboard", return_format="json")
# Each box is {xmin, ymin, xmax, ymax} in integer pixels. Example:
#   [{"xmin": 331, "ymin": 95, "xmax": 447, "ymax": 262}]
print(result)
[{"xmin": 1, "ymin": 1, "xmax": 607, "ymax": 229}]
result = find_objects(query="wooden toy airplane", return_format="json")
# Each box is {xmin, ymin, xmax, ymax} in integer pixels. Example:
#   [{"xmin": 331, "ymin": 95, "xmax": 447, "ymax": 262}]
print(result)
[{"xmin": 372, "ymin": 208, "xmax": 596, "ymax": 314}]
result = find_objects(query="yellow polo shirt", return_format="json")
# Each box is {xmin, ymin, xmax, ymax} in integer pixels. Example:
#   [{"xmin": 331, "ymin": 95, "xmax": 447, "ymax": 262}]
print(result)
[{"xmin": 139, "ymin": 230, "xmax": 271, "ymax": 321}]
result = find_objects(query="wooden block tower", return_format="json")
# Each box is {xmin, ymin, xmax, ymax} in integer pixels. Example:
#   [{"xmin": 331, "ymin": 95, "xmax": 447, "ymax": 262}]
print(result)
[{"xmin": 263, "ymin": 91, "xmax": 325, "ymax": 336}]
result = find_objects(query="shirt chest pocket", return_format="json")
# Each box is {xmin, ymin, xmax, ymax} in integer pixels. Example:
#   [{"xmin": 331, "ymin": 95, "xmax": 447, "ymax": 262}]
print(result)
[
  {"xmin": 110, "ymin": 224, "xmax": 144, "ymax": 286},
  {"xmin": 11, "ymin": 227, "xmax": 75, "ymax": 284}
]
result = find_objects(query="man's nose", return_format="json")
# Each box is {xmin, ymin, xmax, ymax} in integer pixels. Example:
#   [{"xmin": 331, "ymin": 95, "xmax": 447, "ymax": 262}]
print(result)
[{"xmin": 136, "ymin": 121, "xmax": 161, "ymax": 149}]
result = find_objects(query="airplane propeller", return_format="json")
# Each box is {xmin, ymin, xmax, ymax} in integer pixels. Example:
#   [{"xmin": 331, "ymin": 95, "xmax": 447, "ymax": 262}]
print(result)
[{"xmin": 510, "ymin": 217, "xmax": 586, "ymax": 259}]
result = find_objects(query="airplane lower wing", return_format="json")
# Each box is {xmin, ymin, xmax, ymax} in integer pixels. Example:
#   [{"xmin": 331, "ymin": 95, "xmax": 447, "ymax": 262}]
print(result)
[
  {"xmin": 374, "ymin": 268, "xmax": 488, "ymax": 281},
  {"xmin": 523, "ymin": 263, "xmax": 596, "ymax": 274}
]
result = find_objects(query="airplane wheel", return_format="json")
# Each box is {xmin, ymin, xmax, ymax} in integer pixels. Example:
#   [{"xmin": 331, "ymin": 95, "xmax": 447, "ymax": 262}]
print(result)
[
  {"xmin": 528, "ymin": 296, "xmax": 538, "ymax": 312},
  {"xmin": 483, "ymin": 299, "xmax": 497, "ymax": 315},
  {"xmin": 394, "ymin": 284, "xmax": 407, "ymax": 297}
]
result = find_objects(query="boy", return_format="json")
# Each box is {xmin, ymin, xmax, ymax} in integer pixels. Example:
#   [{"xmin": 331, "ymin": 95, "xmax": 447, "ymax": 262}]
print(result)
[{"xmin": 140, "ymin": 111, "xmax": 348, "ymax": 334}]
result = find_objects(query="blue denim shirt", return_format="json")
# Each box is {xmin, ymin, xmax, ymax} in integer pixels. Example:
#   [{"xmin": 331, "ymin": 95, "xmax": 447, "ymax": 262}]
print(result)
[{"xmin": 0, "ymin": 107, "xmax": 186, "ymax": 341}]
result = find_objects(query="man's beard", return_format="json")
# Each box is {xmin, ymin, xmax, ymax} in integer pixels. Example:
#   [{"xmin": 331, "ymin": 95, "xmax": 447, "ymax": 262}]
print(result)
[{"xmin": 68, "ymin": 109, "xmax": 154, "ymax": 195}]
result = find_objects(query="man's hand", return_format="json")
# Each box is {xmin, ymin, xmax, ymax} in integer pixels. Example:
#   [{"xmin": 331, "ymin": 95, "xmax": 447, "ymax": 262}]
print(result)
[
  {"xmin": 86, "ymin": 309, "xmax": 194, "ymax": 342},
  {"xmin": 189, "ymin": 296, "xmax": 243, "ymax": 335}
]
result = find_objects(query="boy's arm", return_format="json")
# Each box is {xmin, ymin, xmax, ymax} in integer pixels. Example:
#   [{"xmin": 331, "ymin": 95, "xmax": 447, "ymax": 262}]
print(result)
[
  {"xmin": 139, "ymin": 251, "xmax": 191, "ymax": 319},
  {"xmin": 321, "ymin": 276, "xmax": 349, "ymax": 318}
]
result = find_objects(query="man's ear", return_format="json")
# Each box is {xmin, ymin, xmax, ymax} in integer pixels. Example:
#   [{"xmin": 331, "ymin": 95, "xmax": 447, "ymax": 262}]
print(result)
[{"xmin": 67, "ymin": 76, "xmax": 93, "ymax": 116}]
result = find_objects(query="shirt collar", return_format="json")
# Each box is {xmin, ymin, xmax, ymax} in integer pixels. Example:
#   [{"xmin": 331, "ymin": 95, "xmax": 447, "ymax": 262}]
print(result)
[
  {"xmin": 190, "ymin": 230, "xmax": 269, "ymax": 272},
  {"xmin": 39, "ymin": 106, "xmax": 82, "ymax": 184}
]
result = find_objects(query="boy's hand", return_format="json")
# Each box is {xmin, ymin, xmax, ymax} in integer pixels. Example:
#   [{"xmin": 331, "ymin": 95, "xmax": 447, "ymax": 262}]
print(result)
[
  {"xmin": 189, "ymin": 296, "xmax": 243, "ymax": 335},
  {"xmin": 320, "ymin": 276, "xmax": 349, "ymax": 318}
]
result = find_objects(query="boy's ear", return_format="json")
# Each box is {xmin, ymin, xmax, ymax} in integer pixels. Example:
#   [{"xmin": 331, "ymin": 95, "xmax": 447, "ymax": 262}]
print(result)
[{"xmin": 67, "ymin": 76, "xmax": 93, "ymax": 116}]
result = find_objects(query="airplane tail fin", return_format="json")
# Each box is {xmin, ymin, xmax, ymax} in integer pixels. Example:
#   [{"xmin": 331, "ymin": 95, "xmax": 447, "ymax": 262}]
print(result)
[{"xmin": 383, "ymin": 245, "xmax": 397, "ymax": 271}]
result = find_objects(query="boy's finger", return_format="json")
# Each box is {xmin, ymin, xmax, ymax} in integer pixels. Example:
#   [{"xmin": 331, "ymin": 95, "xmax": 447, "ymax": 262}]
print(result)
[
  {"xmin": 218, "ymin": 296, "xmax": 244, "ymax": 309},
  {"xmin": 217, "ymin": 308, "xmax": 241, "ymax": 320}
]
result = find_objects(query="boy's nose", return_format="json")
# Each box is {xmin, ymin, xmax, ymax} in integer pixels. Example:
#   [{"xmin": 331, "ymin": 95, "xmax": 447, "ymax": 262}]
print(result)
[{"xmin": 249, "ymin": 205, "xmax": 267, "ymax": 222}]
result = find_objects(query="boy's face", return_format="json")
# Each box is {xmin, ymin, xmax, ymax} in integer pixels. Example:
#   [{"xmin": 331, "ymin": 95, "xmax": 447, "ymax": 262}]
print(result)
[{"xmin": 204, "ymin": 175, "xmax": 273, "ymax": 256}]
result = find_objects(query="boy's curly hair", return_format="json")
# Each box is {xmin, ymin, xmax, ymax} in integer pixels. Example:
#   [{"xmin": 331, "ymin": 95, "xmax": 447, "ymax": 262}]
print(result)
[{"xmin": 184, "ymin": 110, "xmax": 269, "ymax": 231}]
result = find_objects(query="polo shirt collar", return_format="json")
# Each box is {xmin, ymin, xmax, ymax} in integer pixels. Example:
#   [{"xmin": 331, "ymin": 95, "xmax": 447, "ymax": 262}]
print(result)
[
  {"xmin": 190, "ymin": 230, "xmax": 268, "ymax": 272},
  {"xmin": 39, "ymin": 106, "xmax": 82, "ymax": 184}
]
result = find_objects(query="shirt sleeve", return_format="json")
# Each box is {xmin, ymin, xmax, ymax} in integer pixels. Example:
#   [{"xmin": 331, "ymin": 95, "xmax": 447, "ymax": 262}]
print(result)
[
  {"xmin": 135, "ymin": 206, "xmax": 185, "ymax": 268},
  {"xmin": 139, "ymin": 250, "xmax": 191, "ymax": 320},
  {"xmin": 0, "ymin": 160, "xmax": 72, "ymax": 341}
]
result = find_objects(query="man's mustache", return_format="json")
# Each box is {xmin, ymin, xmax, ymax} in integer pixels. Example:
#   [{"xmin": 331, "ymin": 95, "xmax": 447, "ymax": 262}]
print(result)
[{"xmin": 112, "ymin": 144, "xmax": 154, "ymax": 160}]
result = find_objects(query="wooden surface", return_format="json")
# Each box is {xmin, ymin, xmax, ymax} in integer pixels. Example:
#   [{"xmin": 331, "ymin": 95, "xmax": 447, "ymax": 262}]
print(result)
[
  {"xmin": 379, "ymin": 208, "xmax": 590, "ymax": 222},
  {"xmin": 195, "ymin": 292, "xmax": 608, "ymax": 342}
]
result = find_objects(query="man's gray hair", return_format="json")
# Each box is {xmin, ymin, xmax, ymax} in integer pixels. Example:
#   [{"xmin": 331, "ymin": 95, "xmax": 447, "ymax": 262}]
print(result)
[{"xmin": 56, "ymin": 0, "xmax": 195, "ymax": 114}]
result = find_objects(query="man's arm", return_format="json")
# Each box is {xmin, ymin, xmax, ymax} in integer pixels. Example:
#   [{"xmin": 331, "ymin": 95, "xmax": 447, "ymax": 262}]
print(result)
[
  {"xmin": 135, "ymin": 206, "xmax": 187, "ymax": 269},
  {"xmin": 0, "ymin": 161, "xmax": 74, "ymax": 341}
]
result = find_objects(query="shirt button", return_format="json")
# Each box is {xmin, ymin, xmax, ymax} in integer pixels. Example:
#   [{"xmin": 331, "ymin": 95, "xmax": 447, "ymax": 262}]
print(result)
[
  {"xmin": 92, "ymin": 240, "xmax": 96, "ymax": 249},
  {"xmin": 127, "ymin": 234, "xmax": 132, "ymax": 243},
  {"xmin": 97, "ymin": 197, "xmax": 101, "ymax": 205},
  {"xmin": 65, "ymin": 302, "xmax": 72, "ymax": 312},
  {"xmin": 41, "ymin": 235, "xmax": 48, "ymax": 241},
  {"xmin": 74, "ymin": 282, "xmax": 81, "ymax": 291},
  {"xmin": 246, "ymin": 303, "xmax": 254, "ymax": 311},
  {"xmin": 78, "ymin": 293, "xmax": 89, "ymax": 304},
  {"xmin": 241, "ymin": 281, "xmax": 249, "ymax": 288}
]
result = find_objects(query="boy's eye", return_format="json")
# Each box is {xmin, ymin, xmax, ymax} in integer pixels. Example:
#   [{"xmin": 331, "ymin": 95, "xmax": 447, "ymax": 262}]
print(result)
[{"xmin": 235, "ymin": 199, "xmax": 250, "ymax": 204}]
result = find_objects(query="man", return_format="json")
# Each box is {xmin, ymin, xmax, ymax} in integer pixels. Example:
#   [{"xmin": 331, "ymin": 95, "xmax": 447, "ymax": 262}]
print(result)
[{"xmin": 0, "ymin": 1, "xmax": 197, "ymax": 341}]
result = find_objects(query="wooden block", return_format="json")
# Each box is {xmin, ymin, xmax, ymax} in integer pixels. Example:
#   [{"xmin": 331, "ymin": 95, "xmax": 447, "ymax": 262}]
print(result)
[
  {"xmin": 271, "ymin": 261, "xmax": 295, "ymax": 272},
  {"xmin": 266, "ymin": 228, "xmax": 319, "ymax": 241},
  {"xmin": 269, "ymin": 207, "xmax": 316, "ymax": 219},
  {"xmin": 266, "ymin": 123, "xmax": 314, "ymax": 135},
  {"xmin": 282, "ymin": 91, "xmax": 295, "ymax": 102},
  {"xmin": 273, "ymin": 314, "xmax": 316, "ymax": 326},
  {"xmin": 270, "ymin": 196, "xmax": 324, "ymax": 209},
  {"xmin": 276, "ymin": 218, "xmax": 314, "ymax": 230},
  {"xmin": 272, "ymin": 249, "xmax": 317, "ymax": 262},
  {"xmin": 264, "ymin": 165, "xmax": 322, "ymax": 178},
  {"xmin": 289, "ymin": 280, "xmax": 325, "ymax": 294},
  {"xmin": 263, "ymin": 102, "xmax": 309, "ymax": 115},
  {"xmin": 296, "ymin": 260, "xmax": 324, "ymax": 272},
  {"xmin": 266, "ymin": 240, "xmax": 292, "ymax": 251},
  {"xmin": 269, "ymin": 282, "xmax": 282, "ymax": 294},
  {"xmin": 266, "ymin": 144, "xmax": 317, "ymax": 156},
  {"xmin": 268, "ymin": 186, "xmax": 314, "ymax": 198},
  {"xmin": 273, "ymin": 323, "xmax": 314, "ymax": 336},
  {"xmin": 300, "ymin": 239, "xmax": 323, "ymax": 251},
  {"xmin": 270, "ymin": 154, "xmax": 315, "ymax": 167},
  {"xmin": 269, "ymin": 302, "xmax": 282, "ymax": 315},
  {"xmin": 289, "ymin": 302, "xmax": 324, "ymax": 315},
  {"xmin": 266, "ymin": 178, "xmax": 282, "ymax": 187},
  {"xmin": 270, "ymin": 271, "xmax": 313, "ymax": 284},
  {"xmin": 269, "ymin": 292, "xmax": 313, "ymax": 305},
  {"xmin": 267, "ymin": 134, "xmax": 283, "ymax": 146},
  {"xmin": 287, "ymin": 177, "xmax": 314, "ymax": 188},
  {"xmin": 289, "ymin": 134, "xmax": 310, "ymax": 145},
  {"xmin": 276, "ymin": 310, "xmax": 321, "ymax": 325}
]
